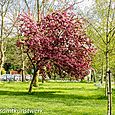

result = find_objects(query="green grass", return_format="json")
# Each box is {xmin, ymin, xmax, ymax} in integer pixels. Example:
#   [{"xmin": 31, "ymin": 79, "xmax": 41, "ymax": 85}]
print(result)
[{"xmin": 0, "ymin": 81, "xmax": 115, "ymax": 115}]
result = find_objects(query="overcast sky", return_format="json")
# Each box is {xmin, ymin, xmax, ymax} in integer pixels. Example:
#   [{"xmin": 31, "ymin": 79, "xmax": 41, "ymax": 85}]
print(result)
[
  {"xmin": 78, "ymin": 0, "xmax": 94, "ymax": 10},
  {"xmin": 38, "ymin": 0, "xmax": 94, "ymax": 11}
]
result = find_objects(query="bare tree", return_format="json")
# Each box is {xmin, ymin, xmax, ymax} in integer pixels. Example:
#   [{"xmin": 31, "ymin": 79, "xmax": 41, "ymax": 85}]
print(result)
[{"xmin": 0, "ymin": 0, "xmax": 15, "ymax": 75}]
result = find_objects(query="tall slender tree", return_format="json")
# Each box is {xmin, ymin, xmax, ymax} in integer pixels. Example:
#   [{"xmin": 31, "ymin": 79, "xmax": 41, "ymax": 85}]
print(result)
[
  {"xmin": 0, "ymin": 0, "xmax": 15, "ymax": 76},
  {"xmin": 83, "ymin": 0, "xmax": 114, "ymax": 114}
]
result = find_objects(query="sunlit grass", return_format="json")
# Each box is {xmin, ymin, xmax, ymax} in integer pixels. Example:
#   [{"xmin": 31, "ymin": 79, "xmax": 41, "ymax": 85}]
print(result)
[{"xmin": 0, "ymin": 81, "xmax": 115, "ymax": 115}]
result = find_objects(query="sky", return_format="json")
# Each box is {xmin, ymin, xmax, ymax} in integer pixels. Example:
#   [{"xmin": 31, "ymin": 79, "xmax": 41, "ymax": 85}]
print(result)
[
  {"xmin": 38, "ymin": 0, "xmax": 94, "ymax": 11},
  {"xmin": 0, "ymin": 0, "xmax": 95, "ymax": 30},
  {"xmin": 53, "ymin": 0, "xmax": 95, "ymax": 14},
  {"xmin": 0, "ymin": 0, "xmax": 95, "ymax": 28},
  {"xmin": 78, "ymin": 0, "xmax": 94, "ymax": 10},
  {"xmin": 51, "ymin": 0, "xmax": 94, "ymax": 10}
]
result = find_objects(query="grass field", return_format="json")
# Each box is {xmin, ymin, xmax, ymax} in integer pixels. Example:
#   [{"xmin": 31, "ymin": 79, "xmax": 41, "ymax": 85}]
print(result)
[{"xmin": 0, "ymin": 81, "xmax": 115, "ymax": 115}]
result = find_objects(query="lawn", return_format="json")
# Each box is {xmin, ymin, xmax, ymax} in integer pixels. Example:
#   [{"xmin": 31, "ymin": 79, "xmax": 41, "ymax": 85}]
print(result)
[{"xmin": 0, "ymin": 81, "xmax": 115, "ymax": 115}]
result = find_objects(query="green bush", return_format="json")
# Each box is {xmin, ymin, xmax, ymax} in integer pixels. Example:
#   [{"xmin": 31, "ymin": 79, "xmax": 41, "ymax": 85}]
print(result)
[{"xmin": 1, "ymin": 68, "xmax": 6, "ymax": 75}]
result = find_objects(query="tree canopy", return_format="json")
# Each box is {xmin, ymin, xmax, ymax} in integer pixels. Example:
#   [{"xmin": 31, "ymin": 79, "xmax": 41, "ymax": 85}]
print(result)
[{"xmin": 17, "ymin": 11, "xmax": 96, "ymax": 79}]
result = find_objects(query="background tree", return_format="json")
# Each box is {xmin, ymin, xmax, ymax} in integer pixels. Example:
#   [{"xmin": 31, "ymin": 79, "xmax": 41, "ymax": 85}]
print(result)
[
  {"xmin": 0, "ymin": 0, "xmax": 14, "ymax": 76},
  {"xmin": 83, "ymin": 0, "xmax": 115, "ymax": 114}
]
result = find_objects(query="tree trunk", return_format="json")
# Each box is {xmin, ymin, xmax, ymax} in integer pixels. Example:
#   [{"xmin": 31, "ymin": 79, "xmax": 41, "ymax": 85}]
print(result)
[
  {"xmin": 47, "ymin": 71, "xmax": 51, "ymax": 79},
  {"xmin": 42, "ymin": 76, "xmax": 44, "ymax": 83},
  {"xmin": 33, "ymin": 71, "xmax": 38, "ymax": 87},
  {"xmin": 28, "ymin": 68, "xmax": 38, "ymax": 93},
  {"xmin": 91, "ymin": 74, "xmax": 93, "ymax": 81},
  {"xmin": 0, "ymin": 42, "xmax": 5, "ymax": 76},
  {"xmin": 105, "ymin": 48, "xmax": 109, "ymax": 96},
  {"xmin": 106, "ymin": 0, "xmax": 112, "ymax": 115},
  {"xmin": 0, "ymin": 7, "xmax": 4, "ymax": 76},
  {"xmin": 101, "ymin": 61, "xmax": 104, "ymax": 84},
  {"xmin": 21, "ymin": 63, "xmax": 25, "ymax": 82},
  {"xmin": 37, "ymin": 0, "xmax": 40, "ymax": 22},
  {"xmin": 54, "ymin": 75, "xmax": 56, "ymax": 80},
  {"xmin": 93, "ymin": 71, "xmax": 96, "ymax": 82},
  {"xmin": 114, "ymin": 75, "xmax": 115, "ymax": 88},
  {"xmin": 107, "ymin": 70, "xmax": 112, "ymax": 115},
  {"xmin": 21, "ymin": 46, "xmax": 25, "ymax": 82},
  {"xmin": 41, "ymin": 68, "xmax": 46, "ymax": 83}
]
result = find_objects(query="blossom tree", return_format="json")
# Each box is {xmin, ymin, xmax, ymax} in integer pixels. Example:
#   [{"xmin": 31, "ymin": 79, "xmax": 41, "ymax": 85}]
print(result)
[{"xmin": 17, "ymin": 11, "xmax": 96, "ymax": 92}]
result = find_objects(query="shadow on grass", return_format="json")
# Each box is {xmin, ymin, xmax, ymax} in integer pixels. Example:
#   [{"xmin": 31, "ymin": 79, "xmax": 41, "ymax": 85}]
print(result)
[
  {"xmin": 39, "ymin": 87, "xmax": 84, "ymax": 90},
  {"xmin": 0, "ymin": 90, "xmax": 107, "ymax": 100},
  {"xmin": 39, "ymin": 87, "xmax": 101, "ymax": 91}
]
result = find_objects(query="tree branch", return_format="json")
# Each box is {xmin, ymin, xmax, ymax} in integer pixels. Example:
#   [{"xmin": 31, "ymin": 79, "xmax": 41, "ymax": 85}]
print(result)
[{"xmin": 24, "ymin": 0, "xmax": 30, "ymax": 12}]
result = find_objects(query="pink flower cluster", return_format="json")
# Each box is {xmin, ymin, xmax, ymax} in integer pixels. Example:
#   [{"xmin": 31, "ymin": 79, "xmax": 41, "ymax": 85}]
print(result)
[{"xmin": 17, "ymin": 11, "xmax": 96, "ymax": 78}]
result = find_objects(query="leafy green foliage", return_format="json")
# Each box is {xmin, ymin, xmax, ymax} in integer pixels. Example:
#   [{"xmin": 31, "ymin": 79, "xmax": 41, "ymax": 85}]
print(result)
[{"xmin": 86, "ymin": 0, "xmax": 115, "ymax": 78}]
